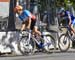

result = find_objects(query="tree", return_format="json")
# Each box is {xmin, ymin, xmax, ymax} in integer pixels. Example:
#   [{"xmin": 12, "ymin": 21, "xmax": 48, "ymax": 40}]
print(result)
[
  {"xmin": 56, "ymin": 0, "xmax": 75, "ymax": 10},
  {"xmin": 8, "ymin": 0, "xmax": 16, "ymax": 31}
]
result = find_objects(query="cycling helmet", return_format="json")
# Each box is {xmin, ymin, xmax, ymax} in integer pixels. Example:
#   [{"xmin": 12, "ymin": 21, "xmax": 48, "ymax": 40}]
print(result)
[
  {"xmin": 59, "ymin": 8, "xmax": 65, "ymax": 14},
  {"xmin": 14, "ymin": 5, "xmax": 23, "ymax": 12}
]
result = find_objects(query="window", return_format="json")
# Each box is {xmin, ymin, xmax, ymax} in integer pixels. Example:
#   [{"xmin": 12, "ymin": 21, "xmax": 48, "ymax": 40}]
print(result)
[{"xmin": 0, "ymin": 0, "xmax": 9, "ymax": 31}]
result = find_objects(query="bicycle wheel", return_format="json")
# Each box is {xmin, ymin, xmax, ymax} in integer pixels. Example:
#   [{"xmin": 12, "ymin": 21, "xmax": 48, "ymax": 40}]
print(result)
[
  {"xmin": 58, "ymin": 34, "xmax": 70, "ymax": 52},
  {"xmin": 31, "ymin": 36, "xmax": 43, "ymax": 52},
  {"xmin": 43, "ymin": 34, "xmax": 56, "ymax": 52},
  {"xmin": 18, "ymin": 36, "xmax": 33, "ymax": 55}
]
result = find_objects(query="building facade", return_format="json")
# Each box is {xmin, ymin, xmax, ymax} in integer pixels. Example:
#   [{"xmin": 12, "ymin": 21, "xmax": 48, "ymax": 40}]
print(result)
[
  {"xmin": 0, "ymin": 0, "xmax": 10, "ymax": 17},
  {"xmin": 0, "ymin": 0, "xmax": 10, "ymax": 31}
]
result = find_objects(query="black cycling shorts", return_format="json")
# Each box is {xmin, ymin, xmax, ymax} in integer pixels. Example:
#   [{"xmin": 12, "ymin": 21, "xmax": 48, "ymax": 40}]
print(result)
[
  {"xmin": 30, "ymin": 19, "xmax": 36, "ymax": 30},
  {"xmin": 22, "ymin": 19, "xmax": 36, "ymax": 30}
]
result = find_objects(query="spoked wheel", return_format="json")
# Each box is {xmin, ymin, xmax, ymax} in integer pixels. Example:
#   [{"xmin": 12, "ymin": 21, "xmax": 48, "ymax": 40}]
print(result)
[
  {"xmin": 58, "ymin": 34, "xmax": 70, "ymax": 52},
  {"xmin": 43, "ymin": 34, "xmax": 56, "ymax": 52},
  {"xmin": 31, "ymin": 36, "xmax": 44, "ymax": 53},
  {"xmin": 18, "ymin": 36, "xmax": 33, "ymax": 55}
]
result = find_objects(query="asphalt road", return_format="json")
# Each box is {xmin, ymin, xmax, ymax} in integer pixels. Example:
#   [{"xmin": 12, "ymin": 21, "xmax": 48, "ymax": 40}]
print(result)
[{"xmin": 0, "ymin": 52, "xmax": 75, "ymax": 60}]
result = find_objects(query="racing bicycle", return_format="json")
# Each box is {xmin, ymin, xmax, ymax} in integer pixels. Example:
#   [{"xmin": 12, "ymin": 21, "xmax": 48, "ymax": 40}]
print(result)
[
  {"xmin": 17, "ymin": 23, "xmax": 56, "ymax": 55},
  {"xmin": 58, "ymin": 25, "xmax": 75, "ymax": 52}
]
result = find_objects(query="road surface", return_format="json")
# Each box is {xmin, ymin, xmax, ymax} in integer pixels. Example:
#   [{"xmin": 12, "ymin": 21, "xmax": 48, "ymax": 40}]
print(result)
[{"xmin": 0, "ymin": 52, "xmax": 75, "ymax": 60}]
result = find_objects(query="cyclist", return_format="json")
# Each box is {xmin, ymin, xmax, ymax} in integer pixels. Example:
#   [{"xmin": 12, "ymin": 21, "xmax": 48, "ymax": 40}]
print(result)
[
  {"xmin": 14, "ymin": 5, "xmax": 41, "ymax": 36},
  {"xmin": 58, "ymin": 8, "xmax": 75, "ymax": 34}
]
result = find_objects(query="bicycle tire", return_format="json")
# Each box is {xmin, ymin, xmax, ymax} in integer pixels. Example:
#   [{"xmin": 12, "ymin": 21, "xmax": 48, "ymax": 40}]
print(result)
[
  {"xmin": 43, "ymin": 34, "xmax": 56, "ymax": 52},
  {"xmin": 58, "ymin": 34, "xmax": 70, "ymax": 52},
  {"xmin": 18, "ymin": 36, "xmax": 33, "ymax": 55}
]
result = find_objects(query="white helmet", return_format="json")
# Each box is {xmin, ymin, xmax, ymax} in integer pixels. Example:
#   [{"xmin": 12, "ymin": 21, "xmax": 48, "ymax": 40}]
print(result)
[{"xmin": 59, "ymin": 8, "xmax": 65, "ymax": 14}]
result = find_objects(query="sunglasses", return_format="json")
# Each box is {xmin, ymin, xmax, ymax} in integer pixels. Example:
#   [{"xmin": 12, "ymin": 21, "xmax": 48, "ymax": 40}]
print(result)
[{"xmin": 18, "ymin": 9, "xmax": 22, "ymax": 11}]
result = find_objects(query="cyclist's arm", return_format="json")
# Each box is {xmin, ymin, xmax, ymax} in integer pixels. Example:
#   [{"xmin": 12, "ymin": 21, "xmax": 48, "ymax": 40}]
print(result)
[
  {"xmin": 24, "ymin": 10, "xmax": 32, "ymax": 29},
  {"xmin": 67, "ymin": 12, "xmax": 71, "ymax": 26},
  {"xmin": 67, "ymin": 12, "xmax": 75, "ymax": 33},
  {"xmin": 27, "ymin": 17, "xmax": 31, "ymax": 29}
]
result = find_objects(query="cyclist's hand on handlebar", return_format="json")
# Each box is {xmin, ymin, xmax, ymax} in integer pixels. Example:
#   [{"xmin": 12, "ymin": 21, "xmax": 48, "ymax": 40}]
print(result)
[
  {"xmin": 25, "ymin": 28, "xmax": 31, "ymax": 33},
  {"xmin": 27, "ymin": 26, "xmax": 30, "ymax": 30},
  {"xmin": 25, "ymin": 28, "xmax": 29, "ymax": 31}
]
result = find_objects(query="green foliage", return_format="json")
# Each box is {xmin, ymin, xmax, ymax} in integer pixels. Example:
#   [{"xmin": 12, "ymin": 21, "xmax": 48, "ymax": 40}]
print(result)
[
  {"xmin": 38, "ymin": 0, "xmax": 75, "ymax": 12},
  {"xmin": 56, "ymin": 0, "xmax": 75, "ymax": 10},
  {"xmin": 38, "ymin": 0, "xmax": 48, "ymax": 12}
]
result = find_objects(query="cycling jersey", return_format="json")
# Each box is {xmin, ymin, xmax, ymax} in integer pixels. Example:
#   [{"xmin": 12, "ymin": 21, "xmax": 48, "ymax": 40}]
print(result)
[
  {"xmin": 60, "ymin": 10, "xmax": 75, "ymax": 25},
  {"xmin": 19, "ymin": 10, "xmax": 36, "ymax": 21}
]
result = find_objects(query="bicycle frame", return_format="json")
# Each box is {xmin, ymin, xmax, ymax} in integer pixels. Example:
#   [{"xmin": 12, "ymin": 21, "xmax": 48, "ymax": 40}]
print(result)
[
  {"xmin": 24, "ymin": 30, "xmax": 42, "ymax": 46},
  {"xmin": 65, "ymin": 26, "xmax": 75, "ymax": 41},
  {"xmin": 26, "ymin": 31, "xmax": 52, "ymax": 49}
]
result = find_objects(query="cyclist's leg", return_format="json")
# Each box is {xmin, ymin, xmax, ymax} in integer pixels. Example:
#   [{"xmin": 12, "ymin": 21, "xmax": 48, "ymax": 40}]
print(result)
[
  {"xmin": 30, "ymin": 20, "xmax": 41, "ymax": 51},
  {"xmin": 30, "ymin": 19, "xmax": 41, "ymax": 36},
  {"xmin": 33, "ymin": 26, "xmax": 41, "ymax": 36},
  {"xmin": 21, "ymin": 21, "xmax": 26, "ymax": 31},
  {"xmin": 21, "ymin": 18, "xmax": 29, "ymax": 31},
  {"xmin": 70, "ymin": 19, "xmax": 75, "ymax": 34}
]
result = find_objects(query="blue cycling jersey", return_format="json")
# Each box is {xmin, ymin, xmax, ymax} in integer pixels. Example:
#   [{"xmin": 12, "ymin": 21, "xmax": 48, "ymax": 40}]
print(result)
[
  {"xmin": 65, "ymin": 11, "xmax": 74, "ymax": 20},
  {"xmin": 62, "ymin": 10, "xmax": 75, "ymax": 25},
  {"xmin": 19, "ymin": 10, "xmax": 32, "ymax": 21}
]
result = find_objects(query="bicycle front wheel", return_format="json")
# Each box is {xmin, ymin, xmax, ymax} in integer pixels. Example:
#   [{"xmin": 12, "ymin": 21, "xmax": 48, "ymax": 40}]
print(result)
[
  {"xmin": 58, "ymin": 34, "xmax": 70, "ymax": 52},
  {"xmin": 18, "ymin": 36, "xmax": 33, "ymax": 55}
]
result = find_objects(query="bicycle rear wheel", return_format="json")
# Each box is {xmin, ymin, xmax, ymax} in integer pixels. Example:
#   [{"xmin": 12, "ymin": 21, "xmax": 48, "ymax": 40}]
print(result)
[
  {"xmin": 43, "ymin": 34, "xmax": 56, "ymax": 52},
  {"xmin": 58, "ymin": 34, "xmax": 70, "ymax": 52}
]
